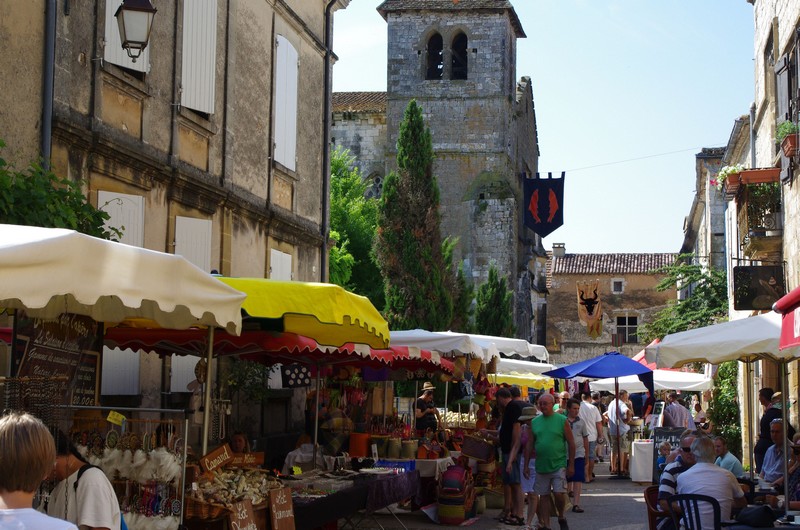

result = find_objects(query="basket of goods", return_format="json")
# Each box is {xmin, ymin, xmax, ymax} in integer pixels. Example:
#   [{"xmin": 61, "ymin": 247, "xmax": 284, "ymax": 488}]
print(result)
[
  {"xmin": 437, "ymin": 464, "xmax": 476, "ymax": 525},
  {"xmin": 460, "ymin": 434, "xmax": 495, "ymax": 462},
  {"xmin": 187, "ymin": 467, "xmax": 283, "ymax": 518}
]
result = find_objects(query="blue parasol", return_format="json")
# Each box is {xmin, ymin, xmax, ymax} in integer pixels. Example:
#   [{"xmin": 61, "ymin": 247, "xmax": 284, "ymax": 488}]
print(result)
[{"xmin": 543, "ymin": 351, "xmax": 654, "ymax": 479}]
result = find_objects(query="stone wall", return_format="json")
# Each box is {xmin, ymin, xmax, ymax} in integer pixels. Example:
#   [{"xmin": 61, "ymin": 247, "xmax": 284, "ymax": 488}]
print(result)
[{"xmin": 331, "ymin": 110, "xmax": 387, "ymax": 197}]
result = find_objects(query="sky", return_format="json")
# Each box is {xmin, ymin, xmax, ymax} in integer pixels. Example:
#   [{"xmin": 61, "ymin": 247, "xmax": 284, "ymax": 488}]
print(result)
[{"xmin": 331, "ymin": 1, "xmax": 755, "ymax": 254}]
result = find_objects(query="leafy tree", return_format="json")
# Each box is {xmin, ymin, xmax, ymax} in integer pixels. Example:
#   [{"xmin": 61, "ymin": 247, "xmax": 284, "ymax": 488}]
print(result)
[
  {"xmin": 0, "ymin": 140, "xmax": 119, "ymax": 239},
  {"xmin": 639, "ymin": 253, "xmax": 728, "ymax": 342},
  {"xmin": 328, "ymin": 147, "xmax": 383, "ymax": 308},
  {"xmin": 708, "ymin": 361, "xmax": 742, "ymax": 461},
  {"xmin": 374, "ymin": 100, "xmax": 453, "ymax": 330},
  {"xmin": 443, "ymin": 236, "xmax": 473, "ymax": 333},
  {"xmin": 474, "ymin": 263, "xmax": 515, "ymax": 337}
]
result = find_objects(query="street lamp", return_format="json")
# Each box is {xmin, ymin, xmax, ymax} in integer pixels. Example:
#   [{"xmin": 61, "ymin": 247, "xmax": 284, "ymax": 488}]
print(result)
[{"xmin": 114, "ymin": 0, "xmax": 157, "ymax": 63}]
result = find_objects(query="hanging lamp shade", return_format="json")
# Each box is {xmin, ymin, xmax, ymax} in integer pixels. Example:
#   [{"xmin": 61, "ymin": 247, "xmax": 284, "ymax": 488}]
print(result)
[{"xmin": 114, "ymin": 0, "xmax": 157, "ymax": 61}]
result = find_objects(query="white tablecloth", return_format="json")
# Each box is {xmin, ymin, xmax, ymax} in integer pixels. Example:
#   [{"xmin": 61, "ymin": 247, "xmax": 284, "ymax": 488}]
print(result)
[{"xmin": 630, "ymin": 440, "xmax": 654, "ymax": 482}]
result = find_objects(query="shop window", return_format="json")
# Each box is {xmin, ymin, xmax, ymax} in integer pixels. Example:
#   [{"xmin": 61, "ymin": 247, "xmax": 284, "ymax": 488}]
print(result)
[
  {"xmin": 616, "ymin": 315, "xmax": 638, "ymax": 344},
  {"xmin": 426, "ymin": 33, "xmax": 443, "ymax": 80},
  {"xmin": 451, "ymin": 32, "xmax": 468, "ymax": 80}
]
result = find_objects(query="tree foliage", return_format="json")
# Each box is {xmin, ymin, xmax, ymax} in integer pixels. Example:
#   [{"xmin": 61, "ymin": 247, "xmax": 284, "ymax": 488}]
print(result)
[
  {"xmin": 328, "ymin": 147, "xmax": 383, "ymax": 308},
  {"xmin": 474, "ymin": 263, "xmax": 515, "ymax": 337},
  {"xmin": 0, "ymin": 140, "xmax": 119, "ymax": 239},
  {"xmin": 708, "ymin": 361, "xmax": 742, "ymax": 460},
  {"xmin": 374, "ymin": 100, "xmax": 453, "ymax": 330},
  {"xmin": 639, "ymin": 253, "xmax": 728, "ymax": 343}
]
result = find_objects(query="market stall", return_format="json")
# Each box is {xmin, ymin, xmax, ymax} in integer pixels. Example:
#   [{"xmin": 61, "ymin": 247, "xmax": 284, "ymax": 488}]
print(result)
[{"xmin": 0, "ymin": 224, "xmax": 247, "ymax": 530}]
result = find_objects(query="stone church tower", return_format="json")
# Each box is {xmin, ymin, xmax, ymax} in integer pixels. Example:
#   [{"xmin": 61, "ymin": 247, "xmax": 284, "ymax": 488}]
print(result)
[{"xmin": 335, "ymin": 1, "xmax": 543, "ymax": 340}]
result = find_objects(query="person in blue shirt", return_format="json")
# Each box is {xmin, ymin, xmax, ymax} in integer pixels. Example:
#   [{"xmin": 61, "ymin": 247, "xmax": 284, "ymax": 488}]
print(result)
[
  {"xmin": 761, "ymin": 419, "xmax": 787, "ymax": 486},
  {"xmin": 714, "ymin": 436, "xmax": 744, "ymax": 477}
]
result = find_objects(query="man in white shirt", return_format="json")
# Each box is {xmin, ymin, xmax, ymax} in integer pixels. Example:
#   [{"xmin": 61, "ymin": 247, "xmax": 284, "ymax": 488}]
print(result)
[
  {"xmin": 579, "ymin": 391, "xmax": 603, "ymax": 482},
  {"xmin": 676, "ymin": 436, "xmax": 746, "ymax": 528},
  {"xmin": 604, "ymin": 390, "xmax": 632, "ymax": 476}
]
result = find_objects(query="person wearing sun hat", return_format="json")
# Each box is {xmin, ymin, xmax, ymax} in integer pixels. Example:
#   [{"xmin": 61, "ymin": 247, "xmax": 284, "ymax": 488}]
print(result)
[{"xmin": 415, "ymin": 381, "xmax": 441, "ymax": 436}]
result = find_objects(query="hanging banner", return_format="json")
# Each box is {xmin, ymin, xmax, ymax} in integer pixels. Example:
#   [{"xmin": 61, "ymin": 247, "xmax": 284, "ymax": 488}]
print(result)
[
  {"xmin": 732, "ymin": 265, "xmax": 784, "ymax": 310},
  {"xmin": 523, "ymin": 172, "xmax": 565, "ymax": 237},
  {"xmin": 576, "ymin": 280, "xmax": 603, "ymax": 338}
]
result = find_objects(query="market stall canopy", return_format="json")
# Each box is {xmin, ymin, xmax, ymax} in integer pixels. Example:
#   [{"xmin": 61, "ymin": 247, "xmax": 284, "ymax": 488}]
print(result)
[
  {"xmin": 439, "ymin": 331, "xmax": 549, "ymax": 361},
  {"xmin": 774, "ymin": 286, "xmax": 800, "ymax": 350},
  {"xmin": 543, "ymin": 351, "xmax": 654, "ymax": 396},
  {"xmin": 644, "ymin": 312, "xmax": 800, "ymax": 368},
  {"xmin": 218, "ymin": 277, "xmax": 389, "ymax": 349},
  {"xmin": 590, "ymin": 369, "xmax": 712, "ymax": 393},
  {"xmin": 0, "ymin": 224, "xmax": 245, "ymax": 334},
  {"xmin": 494, "ymin": 358, "xmax": 554, "ymax": 389},
  {"xmin": 390, "ymin": 329, "xmax": 486, "ymax": 359}
]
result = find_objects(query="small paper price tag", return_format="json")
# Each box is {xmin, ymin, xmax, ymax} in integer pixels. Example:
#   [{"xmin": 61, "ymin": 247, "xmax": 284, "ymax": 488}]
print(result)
[{"xmin": 106, "ymin": 411, "xmax": 126, "ymax": 426}]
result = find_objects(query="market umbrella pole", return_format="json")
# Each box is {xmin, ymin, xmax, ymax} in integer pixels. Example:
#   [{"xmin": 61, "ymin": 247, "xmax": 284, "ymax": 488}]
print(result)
[
  {"xmin": 781, "ymin": 361, "xmax": 790, "ymax": 506},
  {"xmin": 746, "ymin": 361, "xmax": 755, "ymax": 482},
  {"xmin": 609, "ymin": 377, "xmax": 627, "ymax": 480},
  {"xmin": 201, "ymin": 327, "xmax": 215, "ymax": 455},
  {"xmin": 313, "ymin": 364, "xmax": 321, "ymax": 470}
]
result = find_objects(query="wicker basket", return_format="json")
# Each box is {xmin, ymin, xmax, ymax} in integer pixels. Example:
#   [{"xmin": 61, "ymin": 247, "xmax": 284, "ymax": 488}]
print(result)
[
  {"xmin": 185, "ymin": 497, "xmax": 229, "ymax": 519},
  {"xmin": 460, "ymin": 434, "xmax": 495, "ymax": 462}
]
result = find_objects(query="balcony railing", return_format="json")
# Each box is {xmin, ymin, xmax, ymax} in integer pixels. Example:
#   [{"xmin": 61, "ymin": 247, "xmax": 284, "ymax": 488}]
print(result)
[{"xmin": 737, "ymin": 183, "xmax": 783, "ymax": 257}]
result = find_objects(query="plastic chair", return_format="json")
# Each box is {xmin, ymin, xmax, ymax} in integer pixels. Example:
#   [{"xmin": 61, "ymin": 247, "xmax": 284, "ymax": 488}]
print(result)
[
  {"xmin": 644, "ymin": 485, "xmax": 668, "ymax": 530},
  {"xmin": 667, "ymin": 493, "xmax": 722, "ymax": 530}
]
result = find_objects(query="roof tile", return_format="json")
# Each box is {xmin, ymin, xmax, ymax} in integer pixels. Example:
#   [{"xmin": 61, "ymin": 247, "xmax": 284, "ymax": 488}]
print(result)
[
  {"xmin": 549, "ymin": 253, "xmax": 677, "ymax": 276},
  {"xmin": 332, "ymin": 92, "xmax": 387, "ymax": 113}
]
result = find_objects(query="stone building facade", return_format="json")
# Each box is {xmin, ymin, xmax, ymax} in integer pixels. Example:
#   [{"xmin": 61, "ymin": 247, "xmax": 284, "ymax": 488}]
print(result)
[
  {"xmin": 333, "ymin": 0, "xmax": 543, "ymax": 341},
  {"xmin": 545, "ymin": 247, "xmax": 676, "ymax": 365},
  {"xmin": 0, "ymin": 0, "xmax": 349, "ymax": 452}
]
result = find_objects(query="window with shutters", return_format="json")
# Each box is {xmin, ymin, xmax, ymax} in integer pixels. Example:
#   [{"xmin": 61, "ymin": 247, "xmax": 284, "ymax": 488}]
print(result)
[
  {"xmin": 774, "ymin": 26, "xmax": 799, "ymax": 181},
  {"xmin": 451, "ymin": 32, "xmax": 468, "ymax": 80},
  {"xmin": 270, "ymin": 249, "xmax": 293, "ymax": 280},
  {"xmin": 181, "ymin": 0, "xmax": 217, "ymax": 114},
  {"xmin": 426, "ymin": 33, "xmax": 443, "ymax": 80},
  {"xmin": 98, "ymin": 190, "xmax": 144, "ymax": 396},
  {"xmin": 274, "ymin": 35, "xmax": 298, "ymax": 171},
  {"xmin": 103, "ymin": 0, "xmax": 149, "ymax": 74}
]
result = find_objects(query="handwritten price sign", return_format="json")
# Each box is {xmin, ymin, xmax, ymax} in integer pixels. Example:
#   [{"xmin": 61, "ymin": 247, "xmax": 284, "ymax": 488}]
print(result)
[
  {"xmin": 228, "ymin": 499, "xmax": 256, "ymax": 530},
  {"xmin": 268, "ymin": 487, "xmax": 295, "ymax": 530}
]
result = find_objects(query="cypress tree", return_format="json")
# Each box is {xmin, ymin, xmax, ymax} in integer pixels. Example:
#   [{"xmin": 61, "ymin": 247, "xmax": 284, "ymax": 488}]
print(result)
[
  {"xmin": 374, "ymin": 100, "xmax": 453, "ymax": 330},
  {"xmin": 474, "ymin": 263, "xmax": 515, "ymax": 337}
]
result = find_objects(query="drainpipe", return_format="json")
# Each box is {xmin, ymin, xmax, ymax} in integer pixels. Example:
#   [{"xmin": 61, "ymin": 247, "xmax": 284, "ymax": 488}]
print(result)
[
  {"xmin": 750, "ymin": 102, "xmax": 756, "ymax": 168},
  {"xmin": 41, "ymin": 0, "xmax": 56, "ymax": 169},
  {"xmin": 320, "ymin": 0, "xmax": 337, "ymax": 282}
]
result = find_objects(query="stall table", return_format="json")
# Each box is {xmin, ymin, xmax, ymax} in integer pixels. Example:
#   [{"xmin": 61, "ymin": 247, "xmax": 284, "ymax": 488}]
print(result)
[{"xmin": 630, "ymin": 439, "xmax": 654, "ymax": 483}]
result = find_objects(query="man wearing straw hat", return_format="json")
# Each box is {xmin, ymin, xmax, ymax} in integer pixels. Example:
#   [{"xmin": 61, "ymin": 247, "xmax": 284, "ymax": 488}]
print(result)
[{"xmin": 415, "ymin": 381, "xmax": 441, "ymax": 437}]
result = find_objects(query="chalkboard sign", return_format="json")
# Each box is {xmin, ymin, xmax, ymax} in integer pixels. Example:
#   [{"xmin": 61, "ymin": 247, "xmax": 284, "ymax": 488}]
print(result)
[
  {"xmin": 229, "ymin": 499, "xmax": 257, "ymax": 530},
  {"xmin": 651, "ymin": 427, "xmax": 686, "ymax": 485},
  {"xmin": 15, "ymin": 311, "xmax": 102, "ymax": 406},
  {"xmin": 269, "ymin": 487, "xmax": 295, "ymax": 530}
]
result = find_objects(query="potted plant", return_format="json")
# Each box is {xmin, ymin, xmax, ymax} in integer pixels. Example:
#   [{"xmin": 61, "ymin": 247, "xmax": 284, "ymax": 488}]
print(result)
[
  {"xmin": 713, "ymin": 164, "xmax": 745, "ymax": 198},
  {"xmin": 776, "ymin": 120, "xmax": 799, "ymax": 158},
  {"xmin": 739, "ymin": 167, "xmax": 780, "ymax": 185}
]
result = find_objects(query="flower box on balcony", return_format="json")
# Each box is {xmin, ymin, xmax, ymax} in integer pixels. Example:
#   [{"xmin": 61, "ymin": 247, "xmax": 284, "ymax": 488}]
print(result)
[
  {"xmin": 739, "ymin": 167, "xmax": 780, "ymax": 185},
  {"xmin": 782, "ymin": 133, "xmax": 799, "ymax": 158}
]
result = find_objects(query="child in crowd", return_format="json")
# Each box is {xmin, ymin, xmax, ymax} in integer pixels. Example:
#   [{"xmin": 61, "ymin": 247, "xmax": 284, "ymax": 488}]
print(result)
[
  {"xmin": 0, "ymin": 412, "xmax": 78, "ymax": 530},
  {"xmin": 657, "ymin": 441, "xmax": 671, "ymax": 469}
]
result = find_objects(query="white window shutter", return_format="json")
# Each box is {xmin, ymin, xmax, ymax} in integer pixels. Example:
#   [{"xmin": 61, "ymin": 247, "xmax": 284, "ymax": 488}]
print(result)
[
  {"xmin": 181, "ymin": 0, "xmax": 217, "ymax": 114},
  {"xmin": 101, "ymin": 346, "xmax": 141, "ymax": 395},
  {"xmin": 174, "ymin": 216, "xmax": 212, "ymax": 273},
  {"xmin": 270, "ymin": 249, "xmax": 293, "ymax": 280},
  {"xmin": 274, "ymin": 35, "xmax": 298, "ymax": 171},
  {"xmin": 104, "ymin": 0, "xmax": 150, "ymax": 73},
  {"xmin": 98, "ymin": 190, "xmax": 144, "ymax": 396},
  {"xmin": 98, "ymin": 191, "xmax": 144, "ymax": 246}
]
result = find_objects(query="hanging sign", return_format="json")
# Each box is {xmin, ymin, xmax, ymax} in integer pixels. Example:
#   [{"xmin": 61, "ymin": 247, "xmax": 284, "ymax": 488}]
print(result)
[
  {"xmin": 229, "ymin": 452, "xmax": 265, "ymax": 467},
  {"xmin": 268, "ymin": 487, "xmax": 295, "ymax": 530},
  {"xmin": 576, "ymin": 280, "xmax": 603, "ymax": 338},
  {"xmin": 199, "ymin": 443, "xmax": 234, "ymax": 473},
  {"xmin": 523, "ymin": 172, "xmax": 565, "ymax": 237}
]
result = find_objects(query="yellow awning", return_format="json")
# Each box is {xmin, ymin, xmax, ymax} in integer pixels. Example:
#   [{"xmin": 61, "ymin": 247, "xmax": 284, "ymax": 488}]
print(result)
[
  {"xmin": 218, "ymin": 277, "xmax": 389, "ymax": 349},
  {"xmin": 494, "ymin": 372, "xmax": 554, "ymax": 390}
]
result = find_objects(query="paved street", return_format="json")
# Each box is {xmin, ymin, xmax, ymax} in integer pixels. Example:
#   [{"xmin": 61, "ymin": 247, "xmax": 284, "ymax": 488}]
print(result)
[{"xmin": 367, "ymin": 460, "xmax": 649, "ymax": 529}]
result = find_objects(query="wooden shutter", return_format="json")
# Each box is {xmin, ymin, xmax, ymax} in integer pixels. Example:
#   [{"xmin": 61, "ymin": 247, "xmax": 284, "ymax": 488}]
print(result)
[
  {"xmin": 181, "ymin": 0, "xmax": 217, "ymax": 114},
  {"xmin": 98, "ymin": 191, "xmax": 144, "ymax": 395},
  {"xmin": 270, "ymin": 248, "xmax": 293, "ymax": 280},
  {"xmin": 775, "ymin": 54, "xmax": 791, "ymax": 122},
  {"xmin": 174, "ymin": 216, "xmax": 212, "ymax": 273},
  {"xmin": 98, "ymin": 191, "xmax": 144, "ymax": 246},
  {"xmin": 104, "ymin": 0, "xmax": 149, "ymax": 73},
  {"xmin": 274, "ymin": 35, "xmax": 298, "ymax": 171}
]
